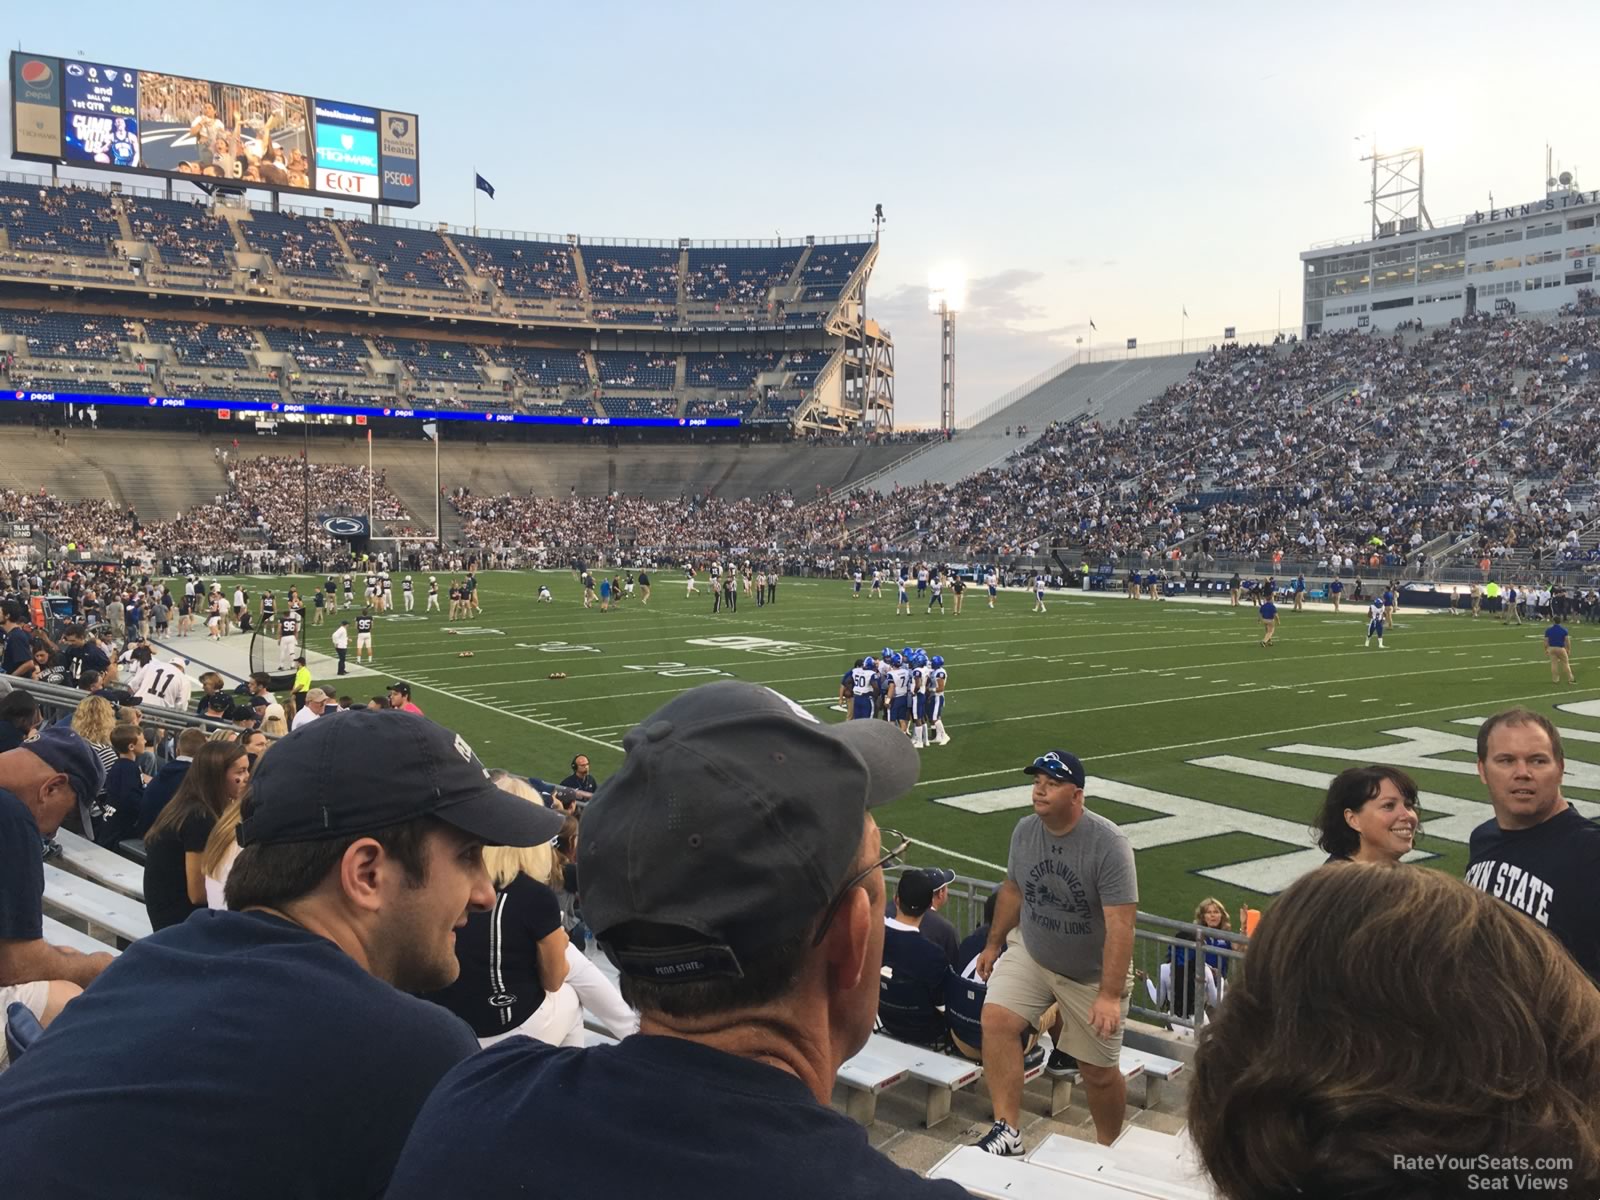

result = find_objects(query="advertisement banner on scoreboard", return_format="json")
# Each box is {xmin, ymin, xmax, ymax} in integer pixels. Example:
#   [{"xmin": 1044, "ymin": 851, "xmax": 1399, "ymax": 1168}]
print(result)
[
  {"xmin": 8, "ymin": 51, "xmax": 420, "ymax": 208},
  {"xmin": 312, "ymin": 100, "xmax": 380, "ymax": 200},
  {"xmin": 11, "ymin": 54, "xmax": 63, "ymax": 158}
]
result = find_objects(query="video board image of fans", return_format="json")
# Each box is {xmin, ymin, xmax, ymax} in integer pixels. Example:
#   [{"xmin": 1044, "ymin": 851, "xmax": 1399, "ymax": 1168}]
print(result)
[
  {"xmin": 9, "ymin": 51, "xmax": 420, "ymax": 206},
  {"xmin": 138, "ymin": 73, "xmax": 310, "ymax": 189}
]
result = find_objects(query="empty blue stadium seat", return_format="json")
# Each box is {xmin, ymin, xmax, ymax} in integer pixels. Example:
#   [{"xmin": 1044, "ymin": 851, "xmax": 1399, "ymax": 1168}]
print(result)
[
  {"xmin": 683, "ymin": 246, "xmax": 802, "ymax": 304},
  {"xmin": 343, "ymin": 224, "xmax": 464, "ymax": 291},
  {"xmin": 453, "ymin": 234, "xmax": 580, "ymax": 298},
  {"xmin": 122, "ymin": 197, "xmax": 235, "ymax": 268},
  {"xmin": 594, "ymin": 352, "xmax": 675, "ymax": 390},
  {"xmin": 0, "ymin": 181, "xmax": 119, "ymax": 256}
]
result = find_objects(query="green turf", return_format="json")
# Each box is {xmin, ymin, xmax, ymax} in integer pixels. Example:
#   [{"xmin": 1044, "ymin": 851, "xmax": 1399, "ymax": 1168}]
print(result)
[{"xmin": 165, "ymin": 572, "xmax": 1600, "ymax": 923}]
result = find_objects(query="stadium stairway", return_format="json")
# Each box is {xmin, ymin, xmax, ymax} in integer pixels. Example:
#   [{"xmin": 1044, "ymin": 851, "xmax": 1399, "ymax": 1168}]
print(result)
[
  {"xmin": 5, "ymin": 429, "xmax": 226, "ymax": 520},
  {"xmin": 863, "ymin": 354, "xmax": 1203, "ymax": 494}
]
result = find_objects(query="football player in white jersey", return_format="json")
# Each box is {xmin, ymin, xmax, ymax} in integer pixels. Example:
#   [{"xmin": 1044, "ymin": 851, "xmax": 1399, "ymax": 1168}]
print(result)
[
  {"xmin": 896, "ymin": 575, "xmax": 911, "ymax": 615},
  {"xmin": 839, "ymin": 658, "xmax": 878, "ymax": 720},
  {"xmin": 1364, "ymin": 597, "xmax": 1386, "ymax": 649},
  {"xmin": 870, "ymin": 567, "xmax": 882, "ymax": 599},
  {"xmin": 1033, "ymin": 574, "xmax": 1047, "ymax": 613},
  {"xmin": 403, "ymin": 574, "xmax": 415, "ymax": 612},
  {"xmin": 986, "ymin": 568, "xmax": 999, "ymax": 609},
  {"xmin": 909, "ymin": 653, "xmax": 931, "ymax": 747},
  {"xmin": 927, "ymin": 573, "xmax": 944, "ymax": 615},
  {"xmin": 852, "ymin": 568, "xmax": 863, "ymax": 599},
  {"xmin": 928, "ymin": 655, "xmax": 951, "ymax": 745},
  {"xmin": 427, "ymin": 575, "xmax": 440, "ymax": 611}
]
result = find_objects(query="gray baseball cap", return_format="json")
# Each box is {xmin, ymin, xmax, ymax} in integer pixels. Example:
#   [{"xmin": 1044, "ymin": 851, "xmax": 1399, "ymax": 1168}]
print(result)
[{"xmin": 580, "ymin": 681, "xmax": 919, "ymax": 983}]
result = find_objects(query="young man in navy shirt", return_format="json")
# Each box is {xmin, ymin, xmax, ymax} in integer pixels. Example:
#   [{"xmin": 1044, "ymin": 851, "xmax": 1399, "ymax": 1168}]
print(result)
[
  {"xmin": 387, "ymin": 681, "xmax": 968, "ymax": 1200},
  {"xmin": 0, "ymin": 712, "xmax": 555, "ymax": 1198},
  {"xmin": 879, "ymin": 869, "xmax": 955, "ymax": 1046}
]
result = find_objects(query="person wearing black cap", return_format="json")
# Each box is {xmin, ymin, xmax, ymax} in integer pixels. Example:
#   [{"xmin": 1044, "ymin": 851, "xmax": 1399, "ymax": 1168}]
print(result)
[
  {"xmin": 387, "ymin": 682, "xmax": 423, "ymax": 715},
  {"xmin": 973, "ymin": 749, "xmax": 1137, "ymax": 1154},
  {"xmin": 0, "ymin": 711, "xmax": 555, "ymax": 1198},
  {"xmin": 387, "ymin": 681, "xmax": 968, "ymax": 1199},
  {"xmin": 878, "ymin": 870, "xmax": 955, "ymax": 1047},
  {"xmin": 0, "ymin": 725, "xmax": 111, "ymax": 1068}
]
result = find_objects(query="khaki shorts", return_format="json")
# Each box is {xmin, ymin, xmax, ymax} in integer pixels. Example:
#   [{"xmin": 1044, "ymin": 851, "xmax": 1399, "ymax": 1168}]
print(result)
[
  {"xmin": 983, "ymin": 929, "xmax": 1132, "ymax": 1068},
  {"xmin": 0, "ymin": 980, "xmax": 51, "ymax": 1070}
]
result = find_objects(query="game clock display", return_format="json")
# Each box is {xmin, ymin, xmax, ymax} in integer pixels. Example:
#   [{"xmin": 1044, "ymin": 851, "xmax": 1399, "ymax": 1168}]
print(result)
[{"xmin": 9, "ymin": 50, "xmax": 420, "ymax": 207}]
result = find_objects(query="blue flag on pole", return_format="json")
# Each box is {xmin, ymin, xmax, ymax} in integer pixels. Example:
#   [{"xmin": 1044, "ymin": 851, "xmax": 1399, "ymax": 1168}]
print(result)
[{"xmin": 475, "ymin": 174, "xmax": 495, "ymax": 199}]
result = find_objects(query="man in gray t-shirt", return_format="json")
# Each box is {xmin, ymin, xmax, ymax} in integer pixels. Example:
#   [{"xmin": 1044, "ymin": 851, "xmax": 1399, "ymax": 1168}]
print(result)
[{"xmin": 972, "ymin": 749, "xmax": 1138, "ymax": 1157}]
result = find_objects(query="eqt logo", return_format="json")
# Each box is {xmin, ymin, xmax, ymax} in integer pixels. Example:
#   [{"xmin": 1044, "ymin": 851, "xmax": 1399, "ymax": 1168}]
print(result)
[{"xmin": 323, "ymin": 172, "xmax": 366, "ymax": 193}]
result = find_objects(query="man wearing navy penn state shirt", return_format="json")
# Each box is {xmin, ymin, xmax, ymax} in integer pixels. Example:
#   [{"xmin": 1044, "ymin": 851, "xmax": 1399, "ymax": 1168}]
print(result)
[
  {"xmin": 387, "ymin": 680, "xmax": 967, "ymax": 1200},
  {"xmin": 1464, "ymin": 709, "xmax": 1600, "ymax": 984},
  {"xmin": 0, "ymin": 712, "xmax": 556, "ymax": 1198}
]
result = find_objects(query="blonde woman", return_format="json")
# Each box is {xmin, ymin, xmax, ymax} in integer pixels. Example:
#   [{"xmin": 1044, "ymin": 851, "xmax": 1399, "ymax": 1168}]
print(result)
[
  {"xmin": 423, "ymin": 775, "xmax": 583, "ymax": 1048},
  {"xmin": 259, "ymin": 703, "xmax": 289, "ymax": 738},
  {"xmin": 71, "ymin": 694, "xmax": 120, "ymax": 779},
  {"xmin": 200, "ymin": 790, "xmax": 247, "ymax": 910}
]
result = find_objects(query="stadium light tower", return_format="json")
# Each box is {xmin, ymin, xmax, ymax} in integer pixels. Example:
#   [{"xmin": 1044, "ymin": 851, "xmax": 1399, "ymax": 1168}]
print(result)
[{"xmin": 928, "ymin": 266, "xmax": 965, "ymax": 434}]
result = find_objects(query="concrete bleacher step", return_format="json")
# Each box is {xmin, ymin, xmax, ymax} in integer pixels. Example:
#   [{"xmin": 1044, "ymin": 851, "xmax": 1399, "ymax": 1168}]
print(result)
[
  {"xmin": 1120, "ymin": 1046, "xmax": 1185, "ymax": 1108},
  {"xmin": 43, "ymin": 915, "xmax": 121, "ymax": 957},
  {"xmin": 42, "ymin": 864, "xmax": 151, "ymax": 945},
  {"xmin": 53, "ymin": 829, "xmax": 144, "ymax": 901}
]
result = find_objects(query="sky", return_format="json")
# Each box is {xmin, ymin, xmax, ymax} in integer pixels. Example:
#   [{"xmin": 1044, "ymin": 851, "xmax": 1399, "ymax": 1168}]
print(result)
[{"xmin": 6, "ymin": 1, "xmax": 1599, "ymax": 426}]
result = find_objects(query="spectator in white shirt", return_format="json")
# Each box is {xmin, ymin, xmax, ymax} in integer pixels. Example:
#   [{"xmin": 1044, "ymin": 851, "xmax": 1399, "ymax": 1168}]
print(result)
[{"xmin": 290, "ymin": 689, "xmax": 328, "ymax": 731}]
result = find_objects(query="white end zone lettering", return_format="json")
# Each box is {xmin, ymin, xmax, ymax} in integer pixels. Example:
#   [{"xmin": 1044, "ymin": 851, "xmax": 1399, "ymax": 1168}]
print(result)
[{"xmin": 686, "ymin": 635, "xmax": 838, "ymax": 657}]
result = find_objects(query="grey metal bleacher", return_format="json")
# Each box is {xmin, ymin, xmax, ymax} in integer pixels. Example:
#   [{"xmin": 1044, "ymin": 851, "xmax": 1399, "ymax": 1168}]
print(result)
[
  {"xmin": 42, "ymin": 914, "xmax": 121, "ymax": 958},
  {"xmin": 52, "ymin": 828, "xmax": 144, "ymax": 901},
  {"xmin": 859, "ymin": 1033, "xmax": 983, "ymax": 1127},
  {"xmin": 1028, "ymin": 1131, "xmax": 1213, "ymax": 1199},
  {"xmin": 42, "ymin": 864, "xmax": 152, "ymax": 945},
  {"xmin": 928, "ymin": 1145, "xmax": 1152, "ymax": 1199},
  {"xmin": 1120, "ymin": 1045, "xmax": 1185, "ymax": 1108}
]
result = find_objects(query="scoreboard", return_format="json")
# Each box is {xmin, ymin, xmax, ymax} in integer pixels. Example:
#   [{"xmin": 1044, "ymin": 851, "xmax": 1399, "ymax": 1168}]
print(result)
[{"xmin": 10, "ymin": 52, "xmax": 419, "ymax": 207}]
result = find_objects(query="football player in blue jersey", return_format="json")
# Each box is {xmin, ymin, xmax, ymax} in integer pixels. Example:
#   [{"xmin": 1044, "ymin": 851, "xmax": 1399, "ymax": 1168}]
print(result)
[
  {"xmin": 1259, "ymin": 596, "xmax": 1278, "ymax": 648},
  {"xmin": 909, "ymin": 653, "xmax": 931, "ymax": 748},
  {"xmin": 1365, "ymin": 597, "xmax": 1386, "ymax": 649},
  {"xmin": 1329, "ymin": 577, "xmax": 1344, "ymax": 612},
  {"xmin": 929, "ymin": 654, "xmax": 950, "ymax": 746}
]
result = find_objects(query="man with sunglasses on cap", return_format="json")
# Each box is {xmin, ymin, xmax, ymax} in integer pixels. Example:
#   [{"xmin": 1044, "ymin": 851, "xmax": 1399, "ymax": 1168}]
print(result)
[
  {"xmin": 0, "ymin": 712, "xmax": 557, "ymax": 1198},
  {"xmin": 973, "ymin": 749, "xmax": 1137, "ymax": 1154},
  {"xmin": 0, "ymin": 726, "xmax": 110, "ymax": 1069},
  {"xmin": 388, "ymin": 680, "xmax": 968, "ymax": 1199}
]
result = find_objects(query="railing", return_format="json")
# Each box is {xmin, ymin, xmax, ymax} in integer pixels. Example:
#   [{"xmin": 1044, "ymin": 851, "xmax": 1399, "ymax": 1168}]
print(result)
[
  {"xmin": 882, "ymin": 865, "xmax": 1249, "ymax": 1034},
  {"xmin": 9, "ymin": 677, "xmax": 246, "ymax": 740}
]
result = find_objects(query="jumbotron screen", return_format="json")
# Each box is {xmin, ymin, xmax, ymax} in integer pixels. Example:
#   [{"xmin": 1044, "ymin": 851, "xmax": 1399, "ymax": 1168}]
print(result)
[{"xmin": 10, "ymin": 52, "xmax": 420, "ymax": 207}]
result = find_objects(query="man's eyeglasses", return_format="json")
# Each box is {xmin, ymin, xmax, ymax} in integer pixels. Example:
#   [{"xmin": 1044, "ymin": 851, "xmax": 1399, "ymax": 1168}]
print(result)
[{"xmin": 812, "ymin": 828, "xmax": 910, "ymax": 947}]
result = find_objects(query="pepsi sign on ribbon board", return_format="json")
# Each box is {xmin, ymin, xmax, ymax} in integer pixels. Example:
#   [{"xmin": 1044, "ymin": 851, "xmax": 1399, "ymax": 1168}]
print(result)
[{"xmin": 8, "ymin": 50, "xmax": 420, "ymax": 208}]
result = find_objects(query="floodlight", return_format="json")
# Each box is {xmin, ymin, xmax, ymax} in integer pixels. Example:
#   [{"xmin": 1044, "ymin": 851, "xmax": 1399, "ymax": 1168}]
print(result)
[{"xmin": 927, "ymin": 266, "xmax": 966, "ymax": 314}]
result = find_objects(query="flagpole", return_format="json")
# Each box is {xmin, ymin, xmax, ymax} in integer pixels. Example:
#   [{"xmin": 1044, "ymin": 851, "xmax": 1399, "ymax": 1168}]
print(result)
[{"xmin": 472, "ymin": 167, "xmax": 477, "ymax": 235}]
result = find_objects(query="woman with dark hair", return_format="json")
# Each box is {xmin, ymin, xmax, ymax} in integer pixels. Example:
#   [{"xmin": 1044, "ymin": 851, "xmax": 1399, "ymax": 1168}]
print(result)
[
  {"xmin": 1189, "ymin": 864, "xmax": 1600, "ymax": 1198},
  {"xmin": 1313, "ymin": 765, "xmax": 1421, "ymax": 864},
  {"xmin": 0, "ymin": 691, "xmax": 40, "ymax": 753},
  {"xmin": 143, "ymin": 740, "xmax": 250, "ymax": 930}
]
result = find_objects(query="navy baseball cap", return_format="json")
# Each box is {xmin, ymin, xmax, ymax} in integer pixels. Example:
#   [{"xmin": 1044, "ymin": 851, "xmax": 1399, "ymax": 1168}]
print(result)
[
  {"xmin": 26, "ymin": 725, "xmax": 106, "ymax": 815},
  {"xmin": 238, "ymin": 710, "xmax": 562, "ymax": 848},
  {"xmin": 580, "ymin": 680, "xmax": 920, "ymax": 983},
  {"xmin": 921, "ymin": 866, "xmax": 956, "ymax": 890},
  {"xmin": 1024, "ymin": 749, "xmax": 1086, "ymax": 788},
  {"xmin": 896, "ymin": 870, "xmax": 936, "ymax": 916}
]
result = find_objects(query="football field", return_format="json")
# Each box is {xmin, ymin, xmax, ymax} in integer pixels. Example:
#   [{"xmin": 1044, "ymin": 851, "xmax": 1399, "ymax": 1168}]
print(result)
[{"xmin": 179, "ymin": 571, "xmax": 1600, "ymax": 923}]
